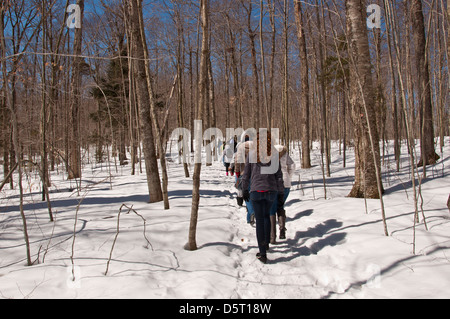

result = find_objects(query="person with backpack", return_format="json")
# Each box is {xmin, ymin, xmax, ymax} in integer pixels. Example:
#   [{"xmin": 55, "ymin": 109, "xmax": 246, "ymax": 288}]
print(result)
[{"xmin": 242, "ymin": 131, "xmax": 284, "ymax": 264}]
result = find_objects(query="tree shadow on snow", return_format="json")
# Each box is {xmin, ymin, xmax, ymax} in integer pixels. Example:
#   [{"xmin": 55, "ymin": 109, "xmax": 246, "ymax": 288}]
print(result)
[
  {"xmin": 0, "ymin": 194, "xmax": 151, "ymax": 214},
  {"xmin": 321, "ymin": 245, "xmax": 450, "ymax": 299},
  {"xmin": 195, "ymin": 214, "xmax": 347, "ymax": 266},
  {"xmin": 271, "ymin": 217, "xmax": 347, "ymax": 263},
  {"xmin": 168, "ymin": 189, "xmax": 233, "ymax": 200},
  {"xmin": 286, "ymin": 209, "xmax": 314, "ymax": 222},
  {"xmin": 1, "ymin": 188, "xmax": 234, "ymax": 215}
]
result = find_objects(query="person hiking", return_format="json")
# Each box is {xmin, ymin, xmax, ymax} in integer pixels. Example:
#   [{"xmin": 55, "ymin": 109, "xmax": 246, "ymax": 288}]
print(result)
[
  {"xmin": 269, "ymin": 145, "xmax": 296, "ymax": 244},
  {"xmin": 234, "ymin": 137, "xmax": 254, "ymax": 223},
  {"xmin": 222, "ymin": 139, "xmax": 234, "ymax": 176},
  {"xmin": 242, "ymin": 131, "xmax": 284, "ymax": 264}
]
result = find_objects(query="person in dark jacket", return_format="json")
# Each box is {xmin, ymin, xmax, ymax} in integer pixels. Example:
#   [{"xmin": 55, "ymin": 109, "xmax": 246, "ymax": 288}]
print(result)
[
  {"xmin": 242, "ymin": 131, "xmax": 284, "ymax": 264},
  {"xmin": 235, "ymin": 139, "xmax": 255, "ymax": 221}
]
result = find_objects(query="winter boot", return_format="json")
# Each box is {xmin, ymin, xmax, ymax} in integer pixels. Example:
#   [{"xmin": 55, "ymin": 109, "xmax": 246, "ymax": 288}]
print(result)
[
  {"xmin": 256, "ymin": 253, "xmax": 267, "ymax": 264},
  {"xmin": 278, "ymin": 208, "xmax": 286, "ymax": 239},
  {"xmin": 270, "ymin": 215, "xmax": 277, "ymax": 244}
]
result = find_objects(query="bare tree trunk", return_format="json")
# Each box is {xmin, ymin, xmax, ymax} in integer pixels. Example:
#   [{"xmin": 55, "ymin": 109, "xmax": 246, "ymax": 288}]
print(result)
[
  {"xmin": 127, "ymin": 32, "xmax": 139, "ymax": 175},
  {"xmin": 346, "ymin": 0, "xmax": 387, "ymax": 236},
  {"xmin": 225, "ymin": 14, "xmax": 242, "ymax": 128},
  {"xmin": 268, "ymin": 0, "xmax": 276, "ymax": 129},
  {"xmin": 385, "ymin": 0, "xmax": 422, "ymax": 237},
  {"xmin": 346, "ymin": 0, "xmax": 383, "ymax": 200},
  {"xmin": 0, "ymin": 4, "xmax": 32, "ymax": 265},
  {"xmin": 206, "ymin": 56, "xmax": 215, "ymax": 166},
  {"xmin": 447, "ymin": 194, "xmax": 450, "ymax": 213},
  {"xmin": 243, "ymin": 1, "xmax": 260, "ymax": 129},
  {"xmin": 411, "ymin": 0, "xmax": 439, "ymax": 169},
  {"xmin": 315, "ymin": 0, "xmax": 330, "ymax": 177},
  {"xmin": 40, "ymin": 0, "xmax": 53, "ymax": 222},
  {"xmin": 1, "ymin": 96, "xmax": 11, "ymax": 187},
  {"xmin": 402, "ymin": 1, "xmax": 416, "ymax": 142},
  {"xmin": 68, "ymin": 0, "xmax": 83, "ymax": 180},
  {"xmin": 136, "ymin": 0, "xmax": 169, "ymax": 209},
  {"xmin": 208, "ymin": 56, "xmax": 216, "ymax": 130},
  {"xmin": 124, "ymin": 0, "xmax": 163, "ymax": 203},
  {"xmin": 436, "ymin": 1, "xmax": 447, "ymax": 152},
  {"xmin": 48, "ymin": 0, "xmax": 69, "ymax": 172},
  {"xmin": 175, "ymin": 6, "xmax": 190, "ymax": 178},
  {"xmin": 41, "ymin": 0, "xmax": 49, "ymax": 194},
  {"xmin": 386, "ymin": 2, "xmax": 400, "ymax": 172},
  {"xmin": 224, "ymin": 41, "xmax": 231, "ymax": 129},
  {"xmin": 447, "ymin": 0, "xmax": 450, "ymax": 75},
  {"xmin": 260, "ymin": 0, "xmax": 270, "ymax": 129},
  {"xmin": 444, "ymin": 0, "xmax": 450, "ymax": 143},
  {"xmin": 282, "ymin": 0, "xmax": 290, "ymax": 147},
  {"xmin": 294, "ymin": 0, "xmax": 311, "ymax": 169},
  {"xmin": 187, "ymin": 0, "xmax": 209, "ymax": 251},
  {"xmin": 373, "ymin": 25, "xmax": 386, "ymax": 164}
]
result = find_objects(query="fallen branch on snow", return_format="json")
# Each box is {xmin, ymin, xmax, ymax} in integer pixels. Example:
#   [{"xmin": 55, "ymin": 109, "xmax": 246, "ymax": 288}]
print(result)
[{"xmin": 104, "ymin": 204, "xmax": 153, "ymax": 276}]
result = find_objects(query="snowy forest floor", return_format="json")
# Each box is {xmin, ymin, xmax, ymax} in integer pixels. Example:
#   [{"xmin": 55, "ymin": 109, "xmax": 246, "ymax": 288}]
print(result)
[{"xmin": 1, "ymin": 138, "xmax": 449, "ymax": 299}]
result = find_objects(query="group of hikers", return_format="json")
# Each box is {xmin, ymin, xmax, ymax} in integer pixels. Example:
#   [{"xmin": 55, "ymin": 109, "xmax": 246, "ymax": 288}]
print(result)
[{"xmin": 222, "ymin": 131, "xmax": 295, "ymax": 264}]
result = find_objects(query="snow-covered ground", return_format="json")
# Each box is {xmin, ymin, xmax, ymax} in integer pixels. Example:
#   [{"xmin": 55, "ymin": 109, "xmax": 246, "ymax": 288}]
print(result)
[{"xmin": 1, "ymin": 138, "xmax": 449, "ymax": 299}]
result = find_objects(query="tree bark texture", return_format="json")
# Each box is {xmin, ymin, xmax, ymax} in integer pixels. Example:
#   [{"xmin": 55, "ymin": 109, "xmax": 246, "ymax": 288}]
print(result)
[
  {"xmin": 411, "ymin": 0, "xmax": 439, "ymax": 167},
  {"xmin": 294, "ymin": 0, "xmax": 311, "ymax": 169},
  {"xmin": 68, "ymin": 0, "xmax": 84, "ymax": 180},
  {"xmin": 346, "ymin": 0, "xmax": 383, "ymax": 199},
  {"xmin": 187, "ymin": 0, "xmax": 210, "ymax": 251},
  {"xmin": 124, "ymin": 0, "xmax": 163, "ymax": 203}
]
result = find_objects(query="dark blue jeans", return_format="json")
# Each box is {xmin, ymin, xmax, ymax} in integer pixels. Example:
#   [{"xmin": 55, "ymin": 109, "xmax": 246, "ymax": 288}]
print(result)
[
  {"xmin": 250, "ymin": 191, "xmax": 277, "ymax": 256},
  {"xmin": 270, "ymin": 188, "xmax": 290, "ymax": 216}
]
